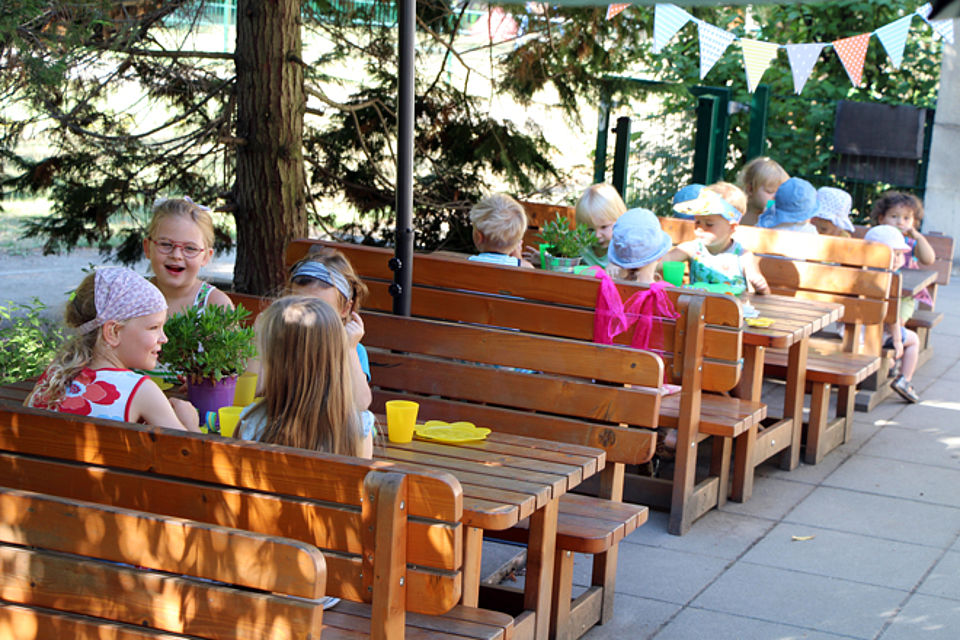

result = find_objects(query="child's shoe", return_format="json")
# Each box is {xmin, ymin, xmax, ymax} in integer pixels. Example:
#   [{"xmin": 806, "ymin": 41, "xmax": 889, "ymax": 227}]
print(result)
[
  {"xmin": 888, "ymin": 360, "xmax": 901, "ymax": 379},
  {"xmin": 891, "ymin": 375, "xmax": 919, "ymax": 403}
]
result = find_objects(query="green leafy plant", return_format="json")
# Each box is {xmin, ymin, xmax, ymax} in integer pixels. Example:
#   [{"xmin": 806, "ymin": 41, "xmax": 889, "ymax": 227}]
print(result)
[
  {"xmin": 538, "ymin": 214, "xmax": 594, "ymax": 258},
  {"xmin": 0, "ymin": 299, "xmax": 64, "ymax": 384},
  {"xmin": 159, "ymin": 305, "xmax": 257, "ymax": 384}
]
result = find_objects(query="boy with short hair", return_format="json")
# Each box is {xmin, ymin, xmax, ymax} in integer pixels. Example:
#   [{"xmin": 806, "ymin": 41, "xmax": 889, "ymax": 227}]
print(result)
[{"xmin": 469, "ymin": 194, "xmax": 534, "ymax": 268}]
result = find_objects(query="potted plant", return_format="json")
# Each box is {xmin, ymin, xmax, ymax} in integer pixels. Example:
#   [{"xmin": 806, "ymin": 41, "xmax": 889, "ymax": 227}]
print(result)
[
  {"xmin": 538, "ymin": 213, "xmax": 594, "ymax": 272},
  {"xmin": 159, "ymin": 304, "xmax": 257, "ymax": 419}
]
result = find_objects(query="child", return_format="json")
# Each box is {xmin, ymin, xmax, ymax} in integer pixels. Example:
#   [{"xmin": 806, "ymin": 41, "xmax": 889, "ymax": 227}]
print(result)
[
  {"xmin": 812, "ymin": 187, "xmax": 855, "ymax": 237},
  {"xmin": 756, "ymin": 177, "xmax": 820, "ymax": 234},
  {"xmin": 871, "ymin": 191, "xmax": 936, "ymax": 269},
  {"xmin": 143, "ymin": 197, "xmax": 234, "ymax": 313},
  {"xmin": 707, "ymin": 182, "xmax": 748, "ymax": 218},
  {"xmin": 671, "ymin": 184, "xmax": 707, "ymax": 221},
  {"xmin": 863, "ymin": 225, "xmax": 921, "ymax": 403},
  {"xmin": 738, "ymin": 157, "xmax": 789, "ymax": 226},
  {"xmin": 286, "ymin": 248, "xmax": 373, "ymax": 412},
  {"xmin": 575, "ymin": 183, "xmax": 627, "ymax": 267},
  {"xmin": 236, "ymin": 296, "xmax": 373, "ymax": 457},
  {"xmin": 469, "ymin": 194, "xmax": 534, "ymax": 268},
  {"xmin": 25, "ymin": 267, "xmax": 200, "ymax": 431},
  {"xmin": 605, "ymin": 208, "xmax": 673, "ymax": 283},
  {"xmin": 663, "ymin": 190, "xmax": 770, "ymax": 294}
]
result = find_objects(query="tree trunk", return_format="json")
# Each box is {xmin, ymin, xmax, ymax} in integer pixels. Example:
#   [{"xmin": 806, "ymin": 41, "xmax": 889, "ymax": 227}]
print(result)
[{"xmin": 233, "ymin": 0, "xmax": 306, "ymax": 295}]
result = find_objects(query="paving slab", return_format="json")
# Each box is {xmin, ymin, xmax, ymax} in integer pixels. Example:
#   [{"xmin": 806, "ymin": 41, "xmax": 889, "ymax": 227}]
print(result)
[
  {"xmin": 608, "ymin": 544, "xmax": 729, "ymax": 604},
  {"xmin": 719, "ymin": 474, "xmax": 817, "ymax": 520},
  {"xmin": 824, "ymin": 455, "xmax": 960, "ymax": 508},
  {"xmin": 878, "ymin": 594, "xmax": 960, "ymax": 640},
  {"xmin": 857, "ymin": 425, "xmax": 960, "ymax": 470},
  {"xmin": 692, "ymin": 563, "xmax": 903, "ymax": 638},
  {"xmin": 624, "ymin": 509, "xmax": 774, "ymax": 561},
  {"xmin": 740, "ymin": 522, "xmax": 943, "ymax": 591},
  {"xmin": 655, "ymin": 606, "xmax": 852, "ymax": 640},
  {"xmin": 915, "ymin": 550, "xmax": 960, "ymax": 600},
  {"xmin": 580, "ymin": 591, "xmax": 682, "ymax": 640},
  {"xmin": 785, "ymin": 486, "xmax": 960, "ymax": 548}
]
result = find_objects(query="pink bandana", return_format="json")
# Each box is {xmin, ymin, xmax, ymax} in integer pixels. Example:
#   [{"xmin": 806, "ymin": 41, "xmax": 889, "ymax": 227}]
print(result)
[{"xmin": 75, "ymin": 267, "xmax": 168, "ymax": 335}]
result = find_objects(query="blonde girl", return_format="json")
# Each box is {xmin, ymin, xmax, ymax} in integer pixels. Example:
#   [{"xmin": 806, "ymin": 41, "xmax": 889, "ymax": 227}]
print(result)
[
  {"xmin": 236, "ymin": 296, "xmax": 372, "ymax": 458},
  {"xmin": 575, "ymin": 183, "xmax": 627, "ymax": 268},
  {"xmin": 738, "ymin": 157, "xmax": 789, "ymax": 226},
  {"xmin": 26, "ymin": 268, "xmax": 199, "ymax": 431},
  {"xmin": 143, "ymin": 197, "xmax": 233, "ymax": 314}
]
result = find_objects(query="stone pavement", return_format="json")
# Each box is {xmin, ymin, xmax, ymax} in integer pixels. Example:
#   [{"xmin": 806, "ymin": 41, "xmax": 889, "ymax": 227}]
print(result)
[{"xmin": 580, "ymin": 275, "xmax": 960, "ymax": 639}]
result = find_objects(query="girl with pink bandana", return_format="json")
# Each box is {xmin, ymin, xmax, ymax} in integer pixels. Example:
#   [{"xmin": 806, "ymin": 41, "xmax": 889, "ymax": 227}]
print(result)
[{"xmin": 26, "ymin": 268, "xmax": 200, "ymax": 430}]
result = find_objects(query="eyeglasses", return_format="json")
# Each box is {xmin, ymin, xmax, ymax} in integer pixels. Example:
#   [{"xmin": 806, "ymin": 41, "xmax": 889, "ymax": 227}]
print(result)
[{"xmin": 149, "ymin": 238, "xmax": 205, "ymax": 259}]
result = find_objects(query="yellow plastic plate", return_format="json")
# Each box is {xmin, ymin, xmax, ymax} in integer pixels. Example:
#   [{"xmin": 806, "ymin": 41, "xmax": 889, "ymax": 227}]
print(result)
[
  {"xmin": 745, "ymin": 317, "xmax": 775, "ymax": 328},
  {"xmin": 415, "ymin": 420, "xmax": 491, "ymax": 443}
]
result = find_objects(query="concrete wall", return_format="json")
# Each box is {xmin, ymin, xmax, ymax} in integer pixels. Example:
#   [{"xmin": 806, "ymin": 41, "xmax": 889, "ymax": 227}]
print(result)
[{"xmin": 924, "ymin": 22, "xmax": 960, "ymax": 259}]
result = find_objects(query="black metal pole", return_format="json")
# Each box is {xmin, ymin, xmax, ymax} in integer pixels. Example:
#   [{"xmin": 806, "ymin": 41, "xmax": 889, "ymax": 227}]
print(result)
[{"xmin": 392, "ymin": 0, "xmax": 415, "ymax": 316}]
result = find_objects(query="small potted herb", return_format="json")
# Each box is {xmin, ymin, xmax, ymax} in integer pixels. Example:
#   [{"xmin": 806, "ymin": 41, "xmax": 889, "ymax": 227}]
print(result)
[
  {"xmin": 538, "ymin": 214, "xmax": 593, "ymax": 272},
  {"xmin": 159, "ymin": 304, "xmax": 257, "ymax": 418}
]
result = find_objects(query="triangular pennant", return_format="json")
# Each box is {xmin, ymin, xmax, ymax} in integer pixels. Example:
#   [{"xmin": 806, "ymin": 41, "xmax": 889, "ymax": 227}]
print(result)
[
  {"xmin": 740, "ymin": 39, "xmax": 781, "ymax": 92},
  {"xmin": 927, "ymin": 17, "xmax": 955, "ymax": 44},
  {"xmin": 606, "ymin": 3, "xmax": 630, "ymax": 21},
  {"xmin": 833, "ymin": 33, "xmax": 872, "ymax": 86},
  {"xmin": 785, "ymin": 43, "xmax": 825, "ymax": 94},
  {"xmin": 653, "ymin": 4, "xmax": 692, "ymax": 54},
  {"xmin": 698, "ymin": 21, "xmax": 737, "ymax": 79},
  {"xmin": 916, "ymin": 2, "xmax": 933, "ymax": 19},
  {"xmin": 874, "ymin": 16, "xmax": 913, "ymax": 68}
]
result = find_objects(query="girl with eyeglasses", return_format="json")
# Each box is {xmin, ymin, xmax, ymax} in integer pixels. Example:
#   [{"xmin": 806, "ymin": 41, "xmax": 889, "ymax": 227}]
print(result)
[{"xmin": 142, "ymin": 197, "xmax": 234, "ymax": 315}]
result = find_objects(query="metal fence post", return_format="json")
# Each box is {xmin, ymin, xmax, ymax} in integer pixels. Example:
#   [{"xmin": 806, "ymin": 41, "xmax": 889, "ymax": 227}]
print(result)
[
  {"xmin": 691, "ymin": 86, "xmax": 730, "ymax": 184},
  {"xmin": 611, "ymin": 116, "xmax": 631, "ymax": 199},
  {"xmin": 593, "ymin": 98, "xmax": 611, "ymax": 184},
  {"xmin": 692, "ymin": 94, "xmax": 719, "ymax": 185},
  {"xmin": 747, "ymin": 84, "xmax": 770, "ymax": 161}
]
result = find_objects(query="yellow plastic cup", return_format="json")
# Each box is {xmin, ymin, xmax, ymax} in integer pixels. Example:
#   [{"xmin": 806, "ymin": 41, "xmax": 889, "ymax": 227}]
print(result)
[
  {"xmin": 218, "ymin": 406, "xmax": 245, "ymax": 438},
  {"xmin": 662, "ymin": 261, "xmax": 685, "ymax": 287},
  {"xmin": 385, "ymin": 400, "xmax": 419, "ymax": 443},
  {"xmin": 234, "ymin": 372, "xmax": 258, "ymax": 406}
]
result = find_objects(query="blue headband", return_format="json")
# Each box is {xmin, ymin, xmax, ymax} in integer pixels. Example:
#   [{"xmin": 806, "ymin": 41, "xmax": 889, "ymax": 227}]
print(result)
[{"xmin": 290, "ymin": 262, "xmax": 353, "ymax": 302}]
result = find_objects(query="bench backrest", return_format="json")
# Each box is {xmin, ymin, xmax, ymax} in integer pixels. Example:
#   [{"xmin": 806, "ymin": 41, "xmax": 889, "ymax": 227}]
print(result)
[
  {"xmin": 285, "ymin": 240, "xmax": 744, "ymax": 393},
  {"xmin": 660, "ymin": 218, "xmax": 894, "ymax": 354},
  {"xmin": 361, "ymin": 311, "xmax": 661, "ymax": 489},
  {"xmin": 0, "ymin": 403, "xmax": 464, "ymax": 638},
  {"xmin": 0, "ymin": 487, "xmax": 326, "ymax": 639}
]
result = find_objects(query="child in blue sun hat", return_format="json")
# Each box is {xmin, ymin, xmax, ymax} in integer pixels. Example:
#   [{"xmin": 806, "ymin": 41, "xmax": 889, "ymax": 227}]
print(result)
[
  {"xmin": 663, "ymin": 189, "xmax": 770, "ymax": 294},
  {"xmin": 671, "ymin": 184, "xmax": 707, "ymax": 220},
  {"xmin": 757, "ymin": 177, "xmax": 821, "ymax": 234},
  {"xmin": 605, "ymin": 208, "xmax": 673, "ymax": 284}
]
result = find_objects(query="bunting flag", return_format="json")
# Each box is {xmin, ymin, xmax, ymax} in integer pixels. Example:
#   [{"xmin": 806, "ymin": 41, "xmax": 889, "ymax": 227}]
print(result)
[
  {"xmin": 653, "ymin": 4, "xmax": 691, "ymax": 54},
  {"xmin": 875, "ymin": 15, "xmax": 913, "ymax": 68},
  {"xmin": 740, "ymin": 39, "xmax": 781, "ymax": 92},
  {"xmin": 833, "ymin": 33, "xmax": 872, "ymax": 86},
  {"xmin": 916, "ymin": 2, "xmax": 933, "ymax": 19},
  {"xmin": 698, "ymin": 21, "xmax": 737, "ymax": 79},
  {"xmin": 927, "ymin": 17, "xmax": 956, "ymax": 44},
  {"xmin": 606, "ymin": 3, "xmax": 630, "ymax": 21},
  {"xmin": 784, "ymin": 43, "xmax": 825, "ymax": 94}
]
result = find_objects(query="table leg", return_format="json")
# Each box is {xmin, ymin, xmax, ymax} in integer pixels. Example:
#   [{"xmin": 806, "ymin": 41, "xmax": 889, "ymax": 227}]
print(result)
[
  {"xmin": 731, "ymin": 344, "xmax": 763, "ymax": 502},
  {"xmin": 461, "ymin": 526, "xmax": 483, "ymax": 607},
  {"xmin": 779, "ymin": 336, "xmax": 808, "ymax": 471},
  {"xmin": 525, "ymin": 496, "xmax": 559, "ymax": 640}
]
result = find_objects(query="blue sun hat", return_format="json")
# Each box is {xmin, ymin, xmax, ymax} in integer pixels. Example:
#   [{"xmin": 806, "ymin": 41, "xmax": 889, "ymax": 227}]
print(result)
[
  {"xmin": 814, "ymin": 187, "xmax": 855, "ymax": 233},
  {"xmin": 671, "ymin": 184, "xmax": 707, "ymax": 220},
  {"xmin": 607, "ymin": 208, "xmax": 673, "ymax": 269},
  {"xmin": 672, "ymin": 189, "xmax": 741, "ymax": 223},
  {"xmin": 864, "ymin": 224, "xmax": 909, "ymax": 251},
  {"xmin": 757, "ymin": 177, "xmax": 821, "ymax": 228}
]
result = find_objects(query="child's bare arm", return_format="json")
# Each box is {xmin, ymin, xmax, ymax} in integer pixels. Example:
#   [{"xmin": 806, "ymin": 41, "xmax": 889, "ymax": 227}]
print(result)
[
  {"xmin": 345, "ymin": 312, "xmax": 373, "ymax": 410},
  {"xmin": 906, "ymin": 228, "xmax": 936, "ymax": 265},
  {"xmin": 742, "ymin": 250, "xmax": 770, "ymax": 294},
  {"xmin": 662, "ymin": 242, "xmax": 695, "ymax": 263},
  {"xmin": 886, "ymin": 322, "xmax": 904, "ymax": 360},
  {"xmin": 131, "ymin": 380, "xmax": 201, "ymax": 432}
]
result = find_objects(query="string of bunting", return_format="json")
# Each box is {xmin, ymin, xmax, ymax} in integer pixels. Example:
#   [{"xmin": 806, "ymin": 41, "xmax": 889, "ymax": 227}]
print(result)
[{"xmin": 613, "ymin": 2, "xmax": 955, "ymax": 93}]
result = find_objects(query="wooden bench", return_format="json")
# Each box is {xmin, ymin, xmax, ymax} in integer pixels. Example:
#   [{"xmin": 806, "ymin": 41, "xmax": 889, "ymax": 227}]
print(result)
[
  {"xmin": 0, "ymin": 487, "xmax": 327, "ymax": 638},
  {"xmin": 0, "ymin": 403, "xmax": 514, "ymax": 640},
  {"xmin": 519, "ymin": 201, "xmax": 576, "ymax": 250},
  {"xmin": 361, "ymin": 311, "xmax": 656, "ymax": 639},
  {"xmin": 660, "ymin": 219, "xmax": 889, "ymax": 463},
  {"xmin": 853, "ymin": 225, "xmax": 954, "ymax": 368},
  {"xmin": 284, "ymin": 240, "xmax": 766, "ymax": 535}
]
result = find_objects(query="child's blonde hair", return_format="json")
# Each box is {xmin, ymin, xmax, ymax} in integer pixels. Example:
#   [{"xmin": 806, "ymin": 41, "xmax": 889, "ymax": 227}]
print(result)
[
  {"xmin": 575, "ymin": 183, "xmax": 626, "ymax": 227},
  {"xmin": 707, "ymin": 182, "xmax": 747, "ymax": 215},
  {"xmin": 286, "ymin": 246, "xmax": 369, "ymax": 315},
  {"xmin": 238, "ymin": 296, "xmax": 363, "ymax": 456},
  {"xmin": 148, "ymin": 197, "xmax": 216, "ymax": 249},
  {"xmin": 738, "ymin": 157, "xmax": 789, "ymax": 193},
  {"xmin": 469, "ymin": 194, "xmax": 528, "ymax": 254},
  {"xmin": 26, "ymin": 273, "xmax": 100, "ymax": 408},
  {"xmin": 871, "ymin": 191, "xmax": 924, "ymax": 226}
]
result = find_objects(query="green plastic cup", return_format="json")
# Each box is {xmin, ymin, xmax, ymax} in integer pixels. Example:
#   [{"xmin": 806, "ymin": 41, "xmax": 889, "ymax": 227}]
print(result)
[{"xmin": 662, "ymin": 261, "xmax": 685, "ymax": 286}]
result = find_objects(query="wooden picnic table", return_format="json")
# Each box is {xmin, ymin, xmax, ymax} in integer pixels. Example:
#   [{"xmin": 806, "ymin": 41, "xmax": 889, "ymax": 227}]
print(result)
[
  {"xmin": 730, "ymin": 293, "xmax": 844, "ymax": 501},
  {"xmin": 376, "ymin": 429, "xmax": 606, "ymax": 640},
  {"xmin": 900, "ymin": 269, "xmax": 938, "ymax": 297}
]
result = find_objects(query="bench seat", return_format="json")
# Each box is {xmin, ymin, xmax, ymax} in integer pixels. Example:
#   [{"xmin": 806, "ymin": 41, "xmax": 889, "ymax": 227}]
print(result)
[
  {"xmin": 907, "ymin": 309, "xmax": 944, "ymax": 330},
  {"xmin": 325, "ymin": 601, "xmax": 514, "ymax": 639},
  {"xmin": 660, "ymin": 393, "xmax": 766, "ymax": 438}
]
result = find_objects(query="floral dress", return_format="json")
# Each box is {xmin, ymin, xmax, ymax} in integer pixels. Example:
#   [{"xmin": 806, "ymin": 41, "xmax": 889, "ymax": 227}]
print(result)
[{"xmin": 29, "ymin": 367, "xmax": 148, "ymax": 422}]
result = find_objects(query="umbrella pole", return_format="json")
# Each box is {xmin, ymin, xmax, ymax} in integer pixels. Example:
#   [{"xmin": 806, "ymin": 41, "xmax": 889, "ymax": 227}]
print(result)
[{"xmin": 392, "ymin": 0, "xmax": 415, "ymax": 316}]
